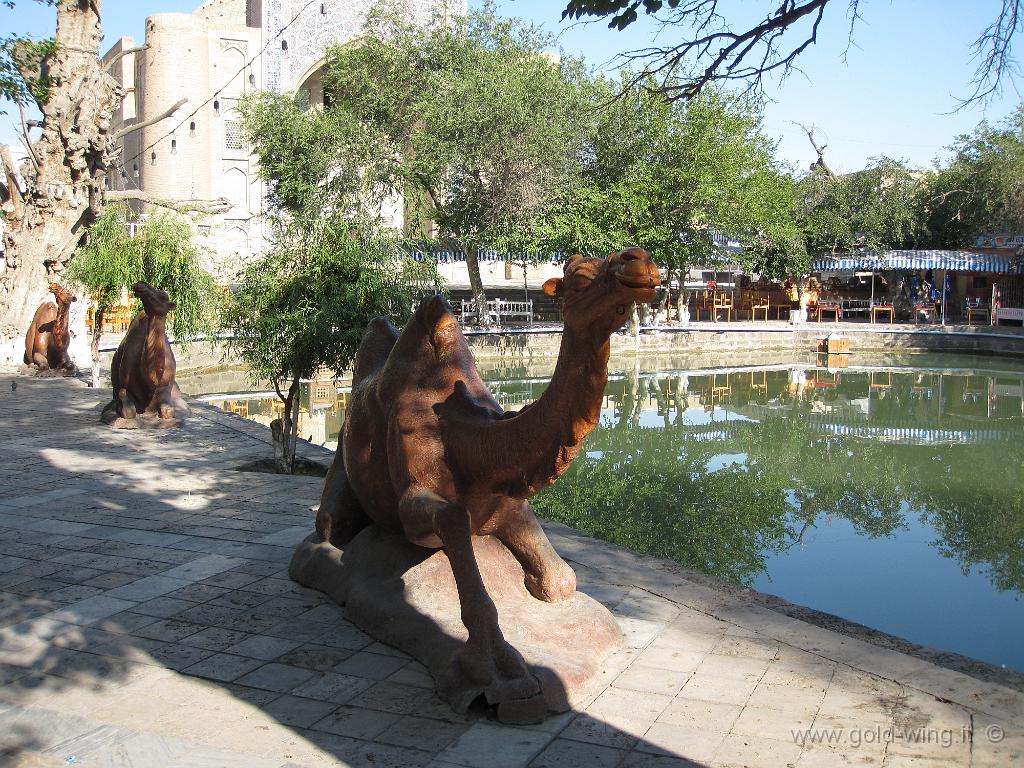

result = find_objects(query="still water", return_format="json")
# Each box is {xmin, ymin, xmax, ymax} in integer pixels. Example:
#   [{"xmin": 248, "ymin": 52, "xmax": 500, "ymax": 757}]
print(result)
[{"xmin": 180, "ymin": 352, "xmax": 1024, "ymax": 672}]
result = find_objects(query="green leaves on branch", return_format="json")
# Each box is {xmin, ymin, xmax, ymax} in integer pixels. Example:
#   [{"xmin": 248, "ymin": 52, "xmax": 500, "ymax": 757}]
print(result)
[
  {"xmin": 1, "ymin": 34, "xmax": 57, "ymax": 108},
  {"xmin": 538, "ymin": 76, "xmax": 804, "ymax": 277},
  {"xmin": 924, "ymin": 106, "xmax": 1024, "ymax": 248},
  {"xmin": 222, "ymin": 222, "xmax": 434, "ymax": 389},
  {"xmin": 798, "ymin": 156, "xmax": 925, "ymax": 256},
  {"xmin": 324, "ymin": 1, "xmax": 586, "ymax": 257},
  {"xmin": 64, "ymin": 204, "xmax": 222, "ymax": 343}
]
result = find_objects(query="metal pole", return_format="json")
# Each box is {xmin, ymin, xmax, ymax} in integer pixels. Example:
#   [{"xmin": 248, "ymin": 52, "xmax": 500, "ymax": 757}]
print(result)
[{"xmin": 941, "ymin": 272, "xmax": 947, "ymax": 326}]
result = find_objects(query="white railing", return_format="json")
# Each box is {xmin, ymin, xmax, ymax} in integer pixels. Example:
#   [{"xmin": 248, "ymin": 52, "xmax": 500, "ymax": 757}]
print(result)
[{"xmin": 460, "ymin": 298, "xmax": 533, "ymax": 326}]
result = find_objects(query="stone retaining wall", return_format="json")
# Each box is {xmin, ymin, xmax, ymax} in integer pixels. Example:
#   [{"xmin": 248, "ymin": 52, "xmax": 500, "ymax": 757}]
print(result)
[{"xmin": 110, "ymin": 323, "xmax": 1024, "ymax": 377}]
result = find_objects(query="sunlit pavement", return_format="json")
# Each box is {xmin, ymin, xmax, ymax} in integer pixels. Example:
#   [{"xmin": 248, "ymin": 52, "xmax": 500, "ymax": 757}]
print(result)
[{"xmin": 0, "ymin": 373, "xmax": 1020, "ymax": 768}]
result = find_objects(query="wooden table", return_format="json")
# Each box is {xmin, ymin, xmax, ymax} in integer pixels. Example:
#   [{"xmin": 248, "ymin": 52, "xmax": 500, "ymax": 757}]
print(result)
[
  {"xmin": 871, "ymin": 305, "xmax": 894, "ymax": 324},
  {"xmin": 816, "ymin": 303, "xmax": 842, "ymax": 322}
]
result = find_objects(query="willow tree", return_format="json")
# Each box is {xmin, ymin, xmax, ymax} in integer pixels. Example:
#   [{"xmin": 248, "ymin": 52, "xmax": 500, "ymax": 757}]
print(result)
[
  {"xmin": 323, "ymin": 2, "xmax": 586, "ymax": 324},
  {"xmin": 64, "ymin": 204, "xmax": 222, "ymax": 386},
  {"xmin": 0, "ymin": 0, "xmax": 228, "ymax": 364}
]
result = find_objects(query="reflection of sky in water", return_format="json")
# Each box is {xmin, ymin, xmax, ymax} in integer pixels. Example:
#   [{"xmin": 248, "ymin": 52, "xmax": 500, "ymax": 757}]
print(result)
[
  {"xmin": 706, "ymin": 452, "xmax": 748, "ymax": 473},
  {"xmin": 186, "ymin": 352, "xmax": 1024, "ymax": 672},
  {"xmin": 757, "ymin": 511, "xmax": 1024, "ymax": 671}
]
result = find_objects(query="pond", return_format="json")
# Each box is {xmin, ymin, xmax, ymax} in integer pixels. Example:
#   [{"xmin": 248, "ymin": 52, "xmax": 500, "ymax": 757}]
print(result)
[{"xmin": 180, "ymin": 351, "xmax": 1024, "ymax": 673}]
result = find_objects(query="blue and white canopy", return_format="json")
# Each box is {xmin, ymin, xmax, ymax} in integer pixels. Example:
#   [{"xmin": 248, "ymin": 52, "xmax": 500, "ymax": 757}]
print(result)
[
  {"xmin": 406, "ymin": 248, "xmax": 565, "ymax": 264},
  {"xmin": 812, "ymin": 250, "xmax": 1024, "ymax": 274}
]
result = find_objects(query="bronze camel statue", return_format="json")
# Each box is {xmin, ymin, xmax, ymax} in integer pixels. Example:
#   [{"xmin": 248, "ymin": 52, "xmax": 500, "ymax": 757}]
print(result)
[
  {"xmin": 101, "ymin": 281, "xmax": 189, "ymax": 428},
  {"xmin": 24, "ymin": 282, "xmax": 77, "ymax": 374},
  {"xmin": 315, "ymin": 247, "xmax": 660, "ymax": 712}
]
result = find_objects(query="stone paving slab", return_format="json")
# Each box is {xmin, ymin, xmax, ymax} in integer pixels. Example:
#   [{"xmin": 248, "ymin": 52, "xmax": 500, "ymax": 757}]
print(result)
[{"xmin": 0, "ymin": 373, "xmax": 1021, "ymax": 767}]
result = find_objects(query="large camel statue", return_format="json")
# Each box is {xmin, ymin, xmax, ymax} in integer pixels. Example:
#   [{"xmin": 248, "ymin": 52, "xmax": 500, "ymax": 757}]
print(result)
[
  {"xmin": 313, "ymin": 246, "xmax": 659, "ymax": 717},
  {"xmin": 101, "ymin": 281, "xmax": 189, "ymax": 428},
  {"xmin": 24, "ymin": 283, "xmax": 77, "ymax": 374}
]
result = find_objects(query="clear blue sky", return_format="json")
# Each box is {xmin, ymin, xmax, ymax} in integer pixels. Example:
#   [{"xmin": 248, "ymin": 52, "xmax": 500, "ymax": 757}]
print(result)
[{"xmin": 2, "ymin": 0, "xmax": 1021, "ymax": 172}]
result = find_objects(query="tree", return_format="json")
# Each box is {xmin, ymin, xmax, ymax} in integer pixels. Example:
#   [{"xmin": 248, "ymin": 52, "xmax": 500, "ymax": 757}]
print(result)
[
  {"xmin": 233, "ymin": 90, "xmax": 437, "ymax": 473},
  {"xmin": 322, "ymin": 2, "xmax": 586, "ymax": 324},
  {"xmin": 560, "ymin": 1, "xmax": 1023, "ymax": 107},
  {"xmin": 537, "ymin": 75, "xmax": 802, "ymax": 318},
  {"xmin": 223, "ymin": 221, "xmax": 432, "ymax": 473},
  {"xmin": 64, "ymin": 203, "xmax": 222, "ymax": 386},
  {"xmin": 924, "ymin": 106, "xmax": 1024, "ymax": 248},
  {"xmin": 0, "ymin": 0, "xmax": 229, "ymax": 365},
  {"xmin": 798, "ymin": 155, "xmax": 926, "ymax": 256}
]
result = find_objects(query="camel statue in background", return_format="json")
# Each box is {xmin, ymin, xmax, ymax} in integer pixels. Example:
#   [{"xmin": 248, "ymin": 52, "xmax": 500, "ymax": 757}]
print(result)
[
  {"xmin": 101, "ymin": 281, "xmax": 189, "ymax": 428},
  {"xmin": 24, "ymin": 283, "xmax": 77, "ymax": 375},
  {"xmin": 304, "ymin": 247, "xmax": 660, "ymax": 722}
]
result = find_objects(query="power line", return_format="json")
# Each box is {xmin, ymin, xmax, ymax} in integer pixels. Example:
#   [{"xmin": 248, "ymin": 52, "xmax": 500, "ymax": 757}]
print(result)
[{"xmin": 117, "ymin": 0, "xmax": 321, "ymax": 171}]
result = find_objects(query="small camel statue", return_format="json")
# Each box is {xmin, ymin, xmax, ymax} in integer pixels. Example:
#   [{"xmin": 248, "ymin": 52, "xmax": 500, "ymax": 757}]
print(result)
[
  {"xmin": 314, "ymin": 247, "xmax": 659, "ymax": 718},
  {"xmin": 24, "ymin": 282, "xmax": 77, "ymax": 375},
  {"xmin": 101, "ymin": 281, "xmax": 189, "ymax": 428}
]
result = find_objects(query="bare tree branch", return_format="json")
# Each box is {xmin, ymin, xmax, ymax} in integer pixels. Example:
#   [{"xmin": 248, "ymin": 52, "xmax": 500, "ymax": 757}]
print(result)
[
  {"xmin": 106, "ymin": 189, "xmax": 233, "ymax": 214},
  {"xmin": 1, "ymin": 144, "xmax": 25, "ymax": 215},
  {"xmin": 112, "ymin": 97, "xmax": 188, "ymax": 141},
  {"xmin": 104, "ymin": 44, "xmax": 147, "ymax": 69},
  {"xmin": 564, "ymin": 0, "xmax": 1022, "ymax": 107},
  {"xmin": 959, "ymin": 0, "xmax": 1024, "ymax": 109},
  {"xmin": 797, "ymin": 122, "xmax": 835, "ymax": 178},
  {"xmin": 16, "ymin": 102, "xmax": 42, "ymax": 172}
]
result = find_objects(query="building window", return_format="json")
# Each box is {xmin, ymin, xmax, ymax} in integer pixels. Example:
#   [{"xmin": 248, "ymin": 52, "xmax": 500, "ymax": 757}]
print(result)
[{"xmin": 224, "ymin": 121, "xmax": 244, "ymax": 150}]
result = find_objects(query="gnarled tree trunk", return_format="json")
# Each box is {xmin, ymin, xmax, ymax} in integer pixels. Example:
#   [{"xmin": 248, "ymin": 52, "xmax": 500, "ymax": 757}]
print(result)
[{"xmin": 1, "ymin": 0, "xmax": 121, "ymax": 365}]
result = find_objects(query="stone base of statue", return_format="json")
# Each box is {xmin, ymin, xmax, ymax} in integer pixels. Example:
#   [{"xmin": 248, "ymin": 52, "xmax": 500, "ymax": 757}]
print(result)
[
  {"xmin": 100, "ymin": 402, "xmax": 185, "ymax": 429},
  {"xmin": 289, "ymin": 526, "xmax": 623, "ymax": 724}
]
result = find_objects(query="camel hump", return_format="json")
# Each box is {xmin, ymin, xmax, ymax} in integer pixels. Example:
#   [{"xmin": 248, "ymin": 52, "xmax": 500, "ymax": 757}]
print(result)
[
  {"xmin": 354, "ymin": 317, "xmax": 400, "ymax": 382},
  {"xmin": 415, "ymin": 294, "xmax": 461, "ymax": 351}
]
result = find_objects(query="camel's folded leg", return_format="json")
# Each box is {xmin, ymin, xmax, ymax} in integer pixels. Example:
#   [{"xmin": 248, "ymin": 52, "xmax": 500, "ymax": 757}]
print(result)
[
  {"xmin": 119, "ymin": 389, "xmax": 137, "ymax": 420},
  {"xmin": 31, "ymin": 352, "xmax": 48, "ymax": 369},
  {"xmin": 495, "ymin": 500, "xmax": 576, "ymax": 602},
  {"xmin": 316, "ymin": 459, "xmax": 368, "ymax": 547},
  {"xmin": 398, "ymin": 486, "xmax": 541, "ymax": 705}
]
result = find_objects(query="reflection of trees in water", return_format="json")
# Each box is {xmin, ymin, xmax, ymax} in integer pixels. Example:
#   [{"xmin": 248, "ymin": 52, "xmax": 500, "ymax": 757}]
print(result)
[{"xmin": 534, "ymin": 367, "xmax": 1024, "ymax": 595}]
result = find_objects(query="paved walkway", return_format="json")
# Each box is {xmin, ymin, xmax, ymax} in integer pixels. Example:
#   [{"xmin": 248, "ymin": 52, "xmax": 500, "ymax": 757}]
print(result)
[{"xmin": 0, "ymin": 374, "xmax": 1021, "ymax": 768}]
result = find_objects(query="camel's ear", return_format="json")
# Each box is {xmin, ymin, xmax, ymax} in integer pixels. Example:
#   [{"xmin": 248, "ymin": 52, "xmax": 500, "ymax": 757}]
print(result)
[
  {"xmin": 542, "ymin": 278, "xmax": 563, "ymax": 298},
  {"xmin": 167, "ymin": 301, "xmax": 177, "ymax": 311}
]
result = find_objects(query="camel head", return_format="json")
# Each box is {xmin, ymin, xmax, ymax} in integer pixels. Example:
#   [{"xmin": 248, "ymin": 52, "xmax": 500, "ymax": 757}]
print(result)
[
  {"xmin": 542, "ymin": 247, "xmax": 660, "ymax": 334},
  {"xmin": 48, "ymin": 283, "xmax": 77, "ymax": 306},
  {"xmin": 132, "ymin": 281, "xmax": 176, "ymax": 317}
]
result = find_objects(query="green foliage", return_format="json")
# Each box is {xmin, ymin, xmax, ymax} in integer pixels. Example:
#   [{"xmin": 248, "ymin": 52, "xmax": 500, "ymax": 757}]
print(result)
[
  {"xmin": 65, "ymin": 204, "xmax": 222, "ymax": 342},
  {"xmin": 237, "ymin": 90, "xmax": 383, "ymax": 218},
  {"xmin": 1, "ymin": 36, "xmax": 56, "ymax": 108},
  {"xmin": 924, "ymin": 106, "xmax": 1024, "ymax": 248},
  {"xmin": 561, "ymin": 0, "xmax": 680, "ymax": 30},
  {"xmin": 222, "ymin": 220, "xmax": 432, "ymax": 388},
  {"xmin": 323, "ymin": 1, "xmax": 586, "ymax": 256},
  {"xmin": 536, "ymin": 75, "xmax": 803, "ymax": 277},
  {"xmin": 798, "ymin": 157, "xmax": 926, "ymax": 255},
  {"xmin": 1, "ymin": 1, "xmax": 57, "ymax": 109}
]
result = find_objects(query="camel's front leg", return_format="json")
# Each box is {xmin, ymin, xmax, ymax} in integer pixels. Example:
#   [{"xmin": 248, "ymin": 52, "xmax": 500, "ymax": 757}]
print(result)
[
  {"xmin": 151, "ymin": 386, "xmax": 176, "ymax": 420},
  {"xmin": 495, "ymin": 500, "xmax": 576, "ymax": 602},
  {"xmin": 398, "ymin": 486, "xmax": 542, "ymax": 709}
]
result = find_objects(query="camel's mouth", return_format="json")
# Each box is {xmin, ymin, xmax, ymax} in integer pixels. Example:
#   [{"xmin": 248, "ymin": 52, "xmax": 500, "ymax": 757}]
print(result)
[{"xmin": 616, "ymin": 266, "xmax": 661, "ymax": 293}]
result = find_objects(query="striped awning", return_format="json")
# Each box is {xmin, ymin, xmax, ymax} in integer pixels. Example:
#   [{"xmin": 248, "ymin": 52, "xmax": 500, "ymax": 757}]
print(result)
[
  {"xmin": 812, "ymin": 250, "xmax": 1024, "ymax": 274},
  {"xmin": 406, "ymin": 248, "xmax": 565, "ymax": 264}
]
